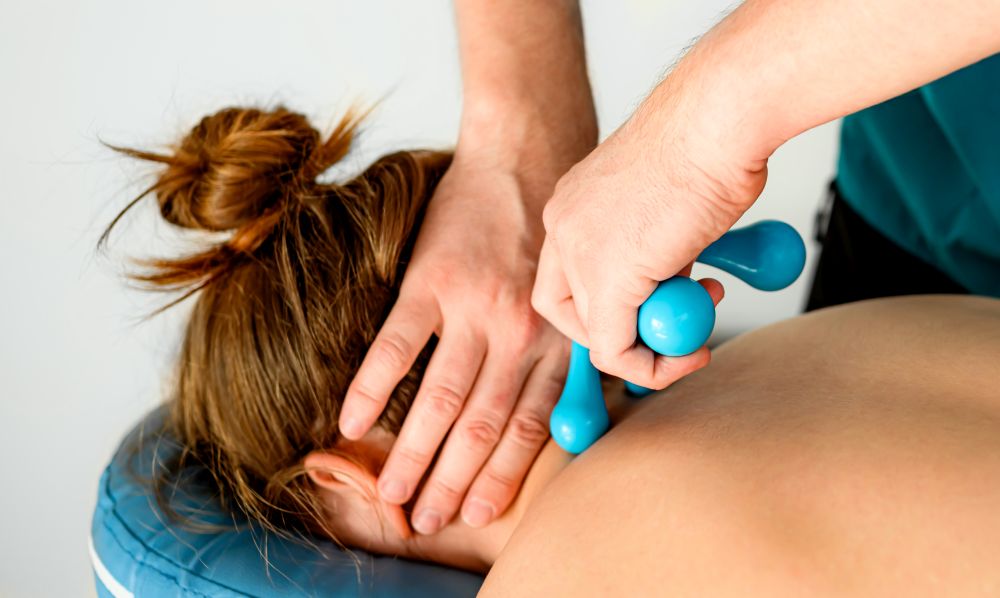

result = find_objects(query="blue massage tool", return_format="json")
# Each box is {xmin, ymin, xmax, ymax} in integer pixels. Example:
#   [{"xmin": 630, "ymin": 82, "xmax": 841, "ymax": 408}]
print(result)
[{"xmin": 549, "ymin": 220, "xmax": 807, "ymax": 454}]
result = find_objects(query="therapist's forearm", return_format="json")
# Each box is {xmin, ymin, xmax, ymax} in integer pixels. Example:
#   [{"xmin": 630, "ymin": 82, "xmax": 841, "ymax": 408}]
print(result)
[
  {"xmin": 642, "ymin": 0, "xmax": 1000, "ymax": 167},
  {"xmin": 454, "ymin": 0, "xmax": 597, "ymax": 196}
]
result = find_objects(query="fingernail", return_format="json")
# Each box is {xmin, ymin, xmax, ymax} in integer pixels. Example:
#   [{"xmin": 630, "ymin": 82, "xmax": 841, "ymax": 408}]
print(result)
[
  {"xmin": 341, "ymin": 417, "xmax": 363, "ymax": 439},
  {"xmin": 413, "ymin": 509, "xmax": 442, "ymax": 535},
  {"xmin": 379, "ymin": 479, "xmax": 407, "ymax": 503},
  {"xmin": 462, "ymin": 498, "xmax": 495, "ymax": 528}
]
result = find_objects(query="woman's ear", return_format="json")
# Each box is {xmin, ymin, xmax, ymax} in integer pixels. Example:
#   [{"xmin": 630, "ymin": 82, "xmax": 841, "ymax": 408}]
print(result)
[
  {"xmin": 305, "ymin": 449, "xmax": 413, "ymax": 541},
  {"xmin": 304, "ymin": 451, "xmax": 376, "ymax": 497}
]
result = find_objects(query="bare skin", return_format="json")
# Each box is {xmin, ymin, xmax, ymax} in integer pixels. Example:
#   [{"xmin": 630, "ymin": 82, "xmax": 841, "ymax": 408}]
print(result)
[
  {"xmin": 339, "ymin": 0, "xmax": 599, "ymax": 536},
  {"xmin": 341, "ymin": 2, "xmax": 1000, "ymax": 535},
  {"xmin": 307, "ymin": 279, "xmax": 722, "ymax": 571},
  {"xmin": 483, "ymin": 296, "xmax": 1000, "ymax": 595},
  {"xmin": 308, "ymin": 296, "xmax": 1000, "ymax": 593},
  {"xmin": 534, "ymin": 0, "xmax": 1000, "ymax": 387}
]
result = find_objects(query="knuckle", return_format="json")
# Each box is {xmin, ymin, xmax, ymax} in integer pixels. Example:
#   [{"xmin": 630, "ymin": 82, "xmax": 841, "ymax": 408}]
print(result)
[
  {"xmin": 459, "ymin": 417, "xmax": 504, "ymax": 451},
  {"xmin": 650, "ymin": 363, "xmax": 681, "ymax": 388},
  {"xmin": 590, "ymin": 352, "xmax": 627, "ymax": 380},
  {"xmin": 508, "ymin": 309, "xmax": 544, "ymax": 349},
  {"xmin": 575, "ymin": 233, "xmax": 599, "ymax": 260},
  {"xmin": 480, "ymin": 466, "xmax": 517, "ymax": 491},
  {"xmin": 506, "ymin": 413, "xmax": 550, "ymax": 449},
  {"xmin": 423, "ymin": 264, "xmax": 454, "ymax": 289},
  {"xmin": 475, "ymin": 278, "xmax": 506, "ymax": 305},
  {"xmin": 541, "ymin": 200, "xmax": 561, "ymax": 232},
  {"xmin": 587, "ymin": 327, "xmax": 626, "ymax": 367},
  {"xmin": 530, "ymin": 286, "xmax": 553, "ymax": 317},
  {"xmin": 394, "ymin": 445, "xmax": 432, "ymax": 471},
  {"xmin": 483, "ymin": 389, "xmax": 517, "ymax": 413},
  {"xmin": 427, "ymin": 477, "xmax": 464, "ymax": 502},
  {"xmin": 348, "ymin": 382, "xmax": 382, "ymax": 406},
  {"xmin": 653, "ymin": 356, "xmax": 683, "ymax": 381},
  {"xmin": 588, "ymin": 349, "xmax": 611, "ymax": 372},
  {"xmin": 424, "ymin": 383, "xmax": 467, "ymax": 420},
  {"xmin": 372, "ymin": 333, "xmax": 414, "ymax": 372}
]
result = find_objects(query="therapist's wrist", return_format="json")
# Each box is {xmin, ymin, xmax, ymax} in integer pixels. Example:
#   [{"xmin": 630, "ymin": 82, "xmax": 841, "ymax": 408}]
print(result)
[
  {"xmin": 643, "ymin": 5, "xmax": 810, "ymax": 168},
  {"xmin": 625, "ymin": 42, "xmax": 788, "ymax": 218},
  {"xmin": 458, "ymin": 93, "xmax": 597, "ymax": 206},
  {"xmin": 650, "ymin": 69, "xmax": 773, "ymax": 163}
]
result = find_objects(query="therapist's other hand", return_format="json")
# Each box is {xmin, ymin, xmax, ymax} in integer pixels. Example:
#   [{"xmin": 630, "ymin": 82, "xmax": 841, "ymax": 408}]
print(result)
[
  {"xmin": 533, "ymin": 89, "xmax": 769, "ymax": 389},
  {"xmin": 339, "ymin": 146, "xmax": 570, "ymax": 535}
]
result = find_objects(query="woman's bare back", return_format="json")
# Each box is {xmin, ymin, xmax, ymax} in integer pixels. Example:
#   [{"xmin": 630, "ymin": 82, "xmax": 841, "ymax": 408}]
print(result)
[{"xmin": 482, "ymin": 296, "xmax": 1000, "ymax": 596}]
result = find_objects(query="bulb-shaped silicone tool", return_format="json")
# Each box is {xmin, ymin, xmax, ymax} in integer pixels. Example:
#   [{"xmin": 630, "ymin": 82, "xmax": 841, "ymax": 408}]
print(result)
[
  {"xmin": 549, "ymin": 342, "xmax": 609, "ymax": 455},
  {"xmin": 549, "ymin": 221, "xmax": 806, "ymax": 455},
  {"xmin": 697, "ymin": 220, "xmax": 806, "ymax": 291},
  {"xmin": 637, "ymin": 276, "xmax": 717, "ymax": 357}
]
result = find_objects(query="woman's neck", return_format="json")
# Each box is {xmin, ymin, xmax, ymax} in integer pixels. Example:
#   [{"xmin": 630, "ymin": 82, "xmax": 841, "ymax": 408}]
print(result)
[
  {"xmin": 409, "ymin": 382, "xmax": 635, "ymax": 571},
  {"xmin": 408, "ymin": 437, "xmax": 573, "ymax": 571}
]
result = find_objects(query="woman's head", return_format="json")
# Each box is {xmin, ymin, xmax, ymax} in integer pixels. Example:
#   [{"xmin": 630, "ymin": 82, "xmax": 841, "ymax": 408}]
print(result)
[{"xmin": 109, "ymin": 106, "xmax": 451, "ymax": 549}]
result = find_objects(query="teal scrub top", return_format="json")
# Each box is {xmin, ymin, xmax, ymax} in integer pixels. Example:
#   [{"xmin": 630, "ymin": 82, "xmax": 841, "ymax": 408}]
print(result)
[{"xmin": 837, "ymin": 53, "xmax": 1000, "ymax": 297}]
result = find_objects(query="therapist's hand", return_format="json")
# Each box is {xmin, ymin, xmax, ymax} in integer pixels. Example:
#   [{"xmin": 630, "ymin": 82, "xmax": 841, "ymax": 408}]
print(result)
[
  {"xmin": 533, "ymin": 80, "xmax": 769, "ymax": 389},
  {"xmin": 532, "ymin": 0, "xmax": 1000, "ymax": 388},
  {"xmin": 340, "ymin": 0, "xmax": 595, "ymax": 535},
  {"xmin": 339, "ymin": 137, "xmax": 582, "ymax": 535}
]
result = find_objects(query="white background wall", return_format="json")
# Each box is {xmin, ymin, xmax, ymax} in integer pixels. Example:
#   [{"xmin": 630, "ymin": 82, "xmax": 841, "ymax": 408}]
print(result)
[{"xmin": 0, "ymin": 1, "xmax": 837, "ymax": 596}]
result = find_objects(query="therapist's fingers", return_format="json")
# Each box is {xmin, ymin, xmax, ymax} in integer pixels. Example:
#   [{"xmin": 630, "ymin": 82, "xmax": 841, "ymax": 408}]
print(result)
[
  {"xmin": 646, "ymin": 277, "xmax": 723, "ymax": 385},
  {"xmin": 586, "ymin": 289, "xmax": 659, "ymax": 386},
  {"xmin": 377, "ymin": 329, "xmax": 486, "ymax": 505},
  {"xmin": 698, "ymin": 277, "xmax": 725, "ymax": 305},
  {"xmin": 409, "ymin": 344, "xmax": 528, "ymax": 534},
  {"xmin": 588, "ymin": 276, "xmax": 725, "ymax": 388},
  {"xmin": 340, "ymin": 288, "xmax": 439, "ymax": 440},
  {"xmin": 532, "ymin": 237, "xmax": 588, "ymax": 345},
  {"xmin": 460, "ymin": 347, "xmax": 567, "ymax": 528}
]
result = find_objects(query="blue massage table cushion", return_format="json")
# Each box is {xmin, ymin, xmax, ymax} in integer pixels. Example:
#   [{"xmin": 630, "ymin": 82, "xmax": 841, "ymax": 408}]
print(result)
[{"xmin": 90, "ymin": 406, "xmax": 484, "ymax": 597}]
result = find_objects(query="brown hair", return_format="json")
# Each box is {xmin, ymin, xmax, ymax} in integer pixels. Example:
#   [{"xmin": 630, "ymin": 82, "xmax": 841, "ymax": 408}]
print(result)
[{"xmin": 105, "ymin": 106, "xmax": 451, "ymax": 540}]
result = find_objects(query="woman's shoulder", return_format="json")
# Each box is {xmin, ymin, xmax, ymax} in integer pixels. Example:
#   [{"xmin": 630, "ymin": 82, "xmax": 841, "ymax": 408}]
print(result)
[{"xmin": 482, "ymin": 295, "xmax": 1000, "ymax": 597}]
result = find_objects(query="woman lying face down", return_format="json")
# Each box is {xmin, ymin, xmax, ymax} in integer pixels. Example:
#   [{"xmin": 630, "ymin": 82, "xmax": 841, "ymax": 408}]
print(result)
[
  {"xmin": 115, "ymin": 106, "xmax": 1000, "ymax": 592},
  {"xmin": 110, "ymin": 105, "xmax": 572, "ymax": 571}
]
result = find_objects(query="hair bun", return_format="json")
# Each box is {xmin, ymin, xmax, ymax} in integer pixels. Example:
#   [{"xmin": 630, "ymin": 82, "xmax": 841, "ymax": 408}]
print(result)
[{"xmin": 156, "ymin": 107, "xmax": 326, "ymax": 232}]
